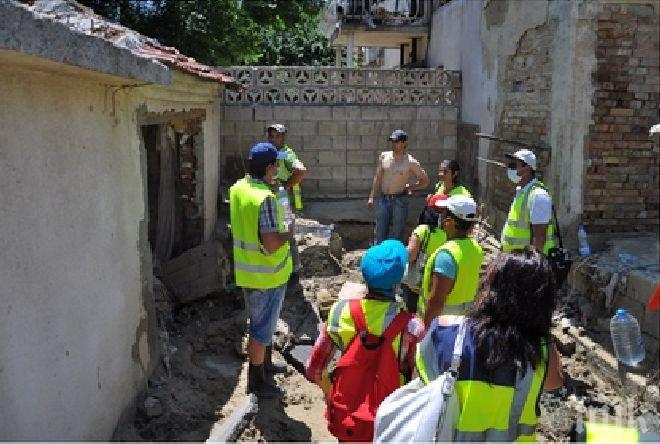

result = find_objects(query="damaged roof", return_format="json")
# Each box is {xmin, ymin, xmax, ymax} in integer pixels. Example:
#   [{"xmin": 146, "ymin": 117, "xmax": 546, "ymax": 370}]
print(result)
[{"xmin": 5, "ymin": 0, "xmax": 239, "ymax": 87}]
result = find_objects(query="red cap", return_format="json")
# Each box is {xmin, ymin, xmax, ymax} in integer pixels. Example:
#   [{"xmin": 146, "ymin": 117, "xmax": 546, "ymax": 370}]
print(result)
[{"xmin": 427, "ymin": 194, "xmax": 448, "ymax": 208}]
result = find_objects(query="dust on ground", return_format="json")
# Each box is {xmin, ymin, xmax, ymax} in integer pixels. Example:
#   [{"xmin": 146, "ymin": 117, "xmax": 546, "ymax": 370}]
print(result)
[{"xmin": 115, "ymin": 218, "xmax": 659, "ymax": 442}]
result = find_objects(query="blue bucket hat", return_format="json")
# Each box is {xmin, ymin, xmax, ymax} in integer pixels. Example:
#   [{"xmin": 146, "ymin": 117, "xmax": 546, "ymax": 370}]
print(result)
[{"xmin": 360, "ymin": 239, "xmax": 408, "ymax": 296}]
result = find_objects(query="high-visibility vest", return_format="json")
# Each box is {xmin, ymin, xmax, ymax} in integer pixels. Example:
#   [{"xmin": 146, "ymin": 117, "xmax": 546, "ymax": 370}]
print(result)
[
  {"xmin": 326, "ymin": 297, "xmax": 410, "ymax": 384},
  {"xmin": 414, "ymin": 224, "xmax": 447, "ymax": 259},
  {"xmin": 229, "ymin": 176, "xmax": 292, "ymax": 289},
  {"xmin": 418, "ymin": 238, "xmax": 483, "ymax": 318},
  {"xmin": 415, "ymin": 324, "xmax": 548, "ymax": 442},
  {"xmin": 582, "ymin": 422, "xmax": 640, "ymax": 443},
  {"xmin": 434, "ymin": 183, "xmax": 472, "ymax": 197},
  {"xmin": 501, "ymin": 180, "xmax": 556, "ymax": 255},
  {"xmin": 277, "ymin": 145, "xmax": 303, "ymax": 210}
]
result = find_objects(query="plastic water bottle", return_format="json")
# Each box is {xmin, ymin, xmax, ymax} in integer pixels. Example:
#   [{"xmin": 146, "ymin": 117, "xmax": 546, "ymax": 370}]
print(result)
[
  {"xmin": 278, "ymin": 186, "xmax": 293, "ymax": 229},
  {"xmin": 577, "ymin": 224, "xmax": 591, "ymax": 256},
  {"xmin": 610, "ymin": 308, "xmax": 645, "ymax": 366}
]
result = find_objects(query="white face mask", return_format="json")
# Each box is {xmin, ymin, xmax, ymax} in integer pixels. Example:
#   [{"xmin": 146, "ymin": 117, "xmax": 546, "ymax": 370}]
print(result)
[{"xmin": 507, "ymin": 168, "xmax": 522, "ymax": 184}]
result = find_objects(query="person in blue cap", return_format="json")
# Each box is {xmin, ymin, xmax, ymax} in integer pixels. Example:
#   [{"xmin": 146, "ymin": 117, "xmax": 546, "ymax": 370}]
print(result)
[
  {"xmin": 229, "ymin": 142, "xmax": 292, "ymax": 398},
  {"xmin": 305, "ymin": 240, "xmax": 425, "ymax": 398}
]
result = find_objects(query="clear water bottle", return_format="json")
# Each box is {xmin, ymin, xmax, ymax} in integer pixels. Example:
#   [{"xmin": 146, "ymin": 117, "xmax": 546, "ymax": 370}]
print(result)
[
  {"xmin": 403, "ymin": 251, "xmax": 426, "ymax": 289},
  {"xmin": 577, "ymin": 224, "xmax": 591, "ymax": 256},
  {"xmin": 610, "ymin": 308, "xmax": 645, "ymax": 366},
  {"xmin": 278, "ymin": 186, "xmax": 293, "ymax": 229}
]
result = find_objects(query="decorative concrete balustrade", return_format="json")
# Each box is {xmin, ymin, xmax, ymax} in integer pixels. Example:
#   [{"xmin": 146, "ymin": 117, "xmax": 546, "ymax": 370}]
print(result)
[{"xmin": 221, "ymin": 67, "xmax": 461, "ymax": 107}]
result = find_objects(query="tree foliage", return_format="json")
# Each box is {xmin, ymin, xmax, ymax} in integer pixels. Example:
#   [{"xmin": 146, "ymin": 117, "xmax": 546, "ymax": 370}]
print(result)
[{"xmin": 80, "ymin": 0, "xmax": 335, "ymax": 66}]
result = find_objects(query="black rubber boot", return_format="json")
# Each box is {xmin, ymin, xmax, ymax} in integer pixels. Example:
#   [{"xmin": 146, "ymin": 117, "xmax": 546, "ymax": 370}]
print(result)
[
  {"xmin": 264, "ymin": 345, "xmax": 288, "ymax": 374},
  {"xmin": 247, "ymin": 363, "xmax": 285, "ymax": 399}
]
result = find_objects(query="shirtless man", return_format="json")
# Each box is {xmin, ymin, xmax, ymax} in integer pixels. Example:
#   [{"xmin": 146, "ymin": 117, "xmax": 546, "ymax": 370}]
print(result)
[{"xmin": 367, "ymin": 129, "xmax": 429, "ymax": 244}]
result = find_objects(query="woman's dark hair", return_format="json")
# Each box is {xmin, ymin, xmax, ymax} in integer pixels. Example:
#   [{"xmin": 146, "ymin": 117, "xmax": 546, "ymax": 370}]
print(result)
[
  {"xmin": 248, "ymin": 159, "xmax": 275, "ymax": 179},
  {"xmin": 469, "ymin": 249, "xmax": 556, "ymax": 372},
  {"xmin": 446, "ymin": 210, "xmax": 474, "ymax": 234},
  {"xmin": 440, "ymin": 159, "xmax": 461, "ymax": 184}
]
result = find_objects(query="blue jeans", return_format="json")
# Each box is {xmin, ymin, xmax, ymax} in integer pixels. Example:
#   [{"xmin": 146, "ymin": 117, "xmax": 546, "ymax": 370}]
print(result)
[
  {"xmin": 243, "ymin": 284, "xmax": 287, "ymax": 345},
  {"xmin": 375, "ymin": 194, "xmax": 409, "ymax": 244}
]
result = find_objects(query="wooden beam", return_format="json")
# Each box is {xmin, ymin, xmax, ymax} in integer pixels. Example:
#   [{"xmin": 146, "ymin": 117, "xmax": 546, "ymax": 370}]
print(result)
[{"xmin": 139, "ymin": 109, "xmax": 207, "ymax": 125}]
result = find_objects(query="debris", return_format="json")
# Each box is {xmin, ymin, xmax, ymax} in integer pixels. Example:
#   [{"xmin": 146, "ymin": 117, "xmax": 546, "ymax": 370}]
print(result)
[{"xmin": 143, "ymin": 396, "xmax": 163, "ymax": 418}]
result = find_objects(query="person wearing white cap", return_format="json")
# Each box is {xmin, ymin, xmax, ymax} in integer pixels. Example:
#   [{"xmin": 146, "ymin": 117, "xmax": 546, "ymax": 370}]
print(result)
[
  {"xmin": 501, "ymin": 149, "xmax": 556, "ymax": 255},
  {"xmin": 367, "ymin": 129, "xmax": 429, "ymax": 244},
  {"xmin": 418, "ymin": 195, "xmax": 484, "ymax": 325},
  {"xmin": 267, "ymin": 123, "xmax": 306, "ymax": 285}
]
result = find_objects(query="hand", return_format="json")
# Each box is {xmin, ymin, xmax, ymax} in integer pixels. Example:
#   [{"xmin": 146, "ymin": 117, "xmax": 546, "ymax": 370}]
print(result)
[{"xmin": 367, "ymin": 196, "xmax": 374, "ymax": 211}]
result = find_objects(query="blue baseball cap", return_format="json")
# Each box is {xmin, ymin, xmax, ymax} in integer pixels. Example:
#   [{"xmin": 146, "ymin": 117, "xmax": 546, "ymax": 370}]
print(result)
[
  {"xmin": 360, "ymin": 239, "xmax": 408, "ymax": 295},
  {"xmin": 248, "ymin": 142, "xmax": 287, "ymax": 164}
]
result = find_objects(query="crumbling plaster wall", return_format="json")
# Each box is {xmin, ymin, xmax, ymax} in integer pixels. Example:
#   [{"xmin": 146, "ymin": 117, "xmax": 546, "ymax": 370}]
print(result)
[
  {"xmin": 427, "ymin": 0, "xmax": 596, "ymax": 234},
  {"xmin": 0, "ymin": 55, "xmax": 221, "ymax": 439}
]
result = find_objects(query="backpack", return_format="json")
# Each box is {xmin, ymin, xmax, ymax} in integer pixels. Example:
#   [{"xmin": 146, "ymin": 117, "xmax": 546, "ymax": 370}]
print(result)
[
  {"xmin": 325, "ymin": 299, "xmax": 413, "ymax": 442},
  {"xmin": 374, "ymin": 317, "xmax": 467, "ymax": 443}
]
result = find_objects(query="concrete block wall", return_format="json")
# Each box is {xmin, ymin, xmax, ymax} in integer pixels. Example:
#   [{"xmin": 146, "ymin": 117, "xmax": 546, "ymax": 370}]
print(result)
[{"xmin": 219, "ymin": 104, "xmax": 459, "ymax": 199}]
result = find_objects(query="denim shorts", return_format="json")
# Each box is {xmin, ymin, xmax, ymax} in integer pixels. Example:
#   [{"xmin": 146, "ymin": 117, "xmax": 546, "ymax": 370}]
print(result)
[{"xmin": 243, "ymin": 284, "xmax": 287, "ymax": 345}]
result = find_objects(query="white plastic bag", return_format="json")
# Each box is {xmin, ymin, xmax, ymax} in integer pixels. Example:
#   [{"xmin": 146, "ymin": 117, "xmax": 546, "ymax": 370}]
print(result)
[{"xmin": 374, "ymin": 318, "xmax": 467, "ymax": 443}]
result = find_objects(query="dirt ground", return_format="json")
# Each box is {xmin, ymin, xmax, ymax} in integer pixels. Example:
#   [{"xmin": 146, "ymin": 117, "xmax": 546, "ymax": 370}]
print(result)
[{"xmin": 114, "ymin": 219, "xmax": 659, "ymax": 442}]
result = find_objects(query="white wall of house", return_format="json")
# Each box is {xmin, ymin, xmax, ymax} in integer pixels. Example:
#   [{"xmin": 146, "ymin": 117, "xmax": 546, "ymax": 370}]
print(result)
[{"xmin": 0, "ymin": 52, "xmax": 221, "ymax": 440}]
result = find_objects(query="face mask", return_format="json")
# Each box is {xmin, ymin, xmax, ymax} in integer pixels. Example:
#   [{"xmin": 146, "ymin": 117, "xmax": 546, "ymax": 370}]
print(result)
[{"xmin": 507, "ymin": 168, "xmax": 522, "ymax": 184}]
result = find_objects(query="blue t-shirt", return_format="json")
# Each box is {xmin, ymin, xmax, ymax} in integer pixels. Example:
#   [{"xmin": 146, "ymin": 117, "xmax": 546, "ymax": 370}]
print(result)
[{"xmin": 434, "ymin": 250, "xmax": 457, "ymax": 280}]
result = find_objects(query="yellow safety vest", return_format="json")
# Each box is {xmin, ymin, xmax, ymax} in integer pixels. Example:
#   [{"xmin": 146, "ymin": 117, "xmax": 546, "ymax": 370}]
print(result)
[
  {"xmin": 583, "ymin": 422, "xmax": 640, "ymax": 443},
  {"xmin": 501, "ymin": 180, "xmax": 556, "ymax": 255},
  {"xmin": 416, "ymin": 327, "xmax": 548, "ymax": 442},
  {"xmin": 418, "ymin": 238, "xmax": 483, "ymax": 318},
  {"xmin": 229, "ymin": 176, "xmax": 292, "ymax": 289},
  {"xmin": 414, "ymin": 224, "xmax": 447, "ymax": 258},
  {"xmin": 326, "ymin": 298, "xmax": 409, "ymax": 383},
  {"xmin": 277, "ymin": 145, "xmax": 303, "ymax": 210},
  {"xmin": 435, "ymin": 183, "xmax": 472, "ymax": 197}
]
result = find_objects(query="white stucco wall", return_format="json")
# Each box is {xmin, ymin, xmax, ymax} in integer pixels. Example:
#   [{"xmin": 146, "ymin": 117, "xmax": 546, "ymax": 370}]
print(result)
[{"xmin": 0, "ymin": 54, "xmax": 221, "ymax": 439}]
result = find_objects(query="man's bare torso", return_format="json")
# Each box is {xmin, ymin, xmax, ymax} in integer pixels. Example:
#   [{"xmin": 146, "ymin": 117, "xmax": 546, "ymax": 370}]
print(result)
[{"xmin": 380, "ymin": 151, "xmax": 422, "ymax": 195}]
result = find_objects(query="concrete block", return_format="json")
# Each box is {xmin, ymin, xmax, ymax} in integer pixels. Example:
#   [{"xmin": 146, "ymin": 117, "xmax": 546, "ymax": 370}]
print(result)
[
  {"xmin": 362, "ymin": 136, "xmax": 387, "ymax": 151},
  {"xmin": 345, "ymin": 135, "xmax": 362, "ymax": 151},
  {"xmin": 318, "ymin": 121, "xmax": 347, "ymax": 136},
  {"xmin": 302, "ymin": 136, "xmax": 332, "ymax": 151},
  {"xmin": 332, "ymin": 106, "xmax": 361, "ymax": 121},
  {"xmin": 347, "ymin": 179, "xmax": 373, "ymax": 196},
  {"xmin": 429, "ymin": 149, "xmax": 456, "ymax": 163},
  {"xmin": 219, "ymin": 121, "xmax": 236, "ymax": 136},
  {"xmin": 443, "ymin": 107, "xmax": 459, "ymax": 121},
  {"xmin": 414, "ymin": 138, "xmax": 442, "ymax": 152},
  {"xmin": 347, "ymin": 150, "xmax": 378, "ymax": 165},
  {"xmin": 361, "ymin": 106, "xmax": 390, "ymax": 120},
  {"xmin": 318, "ymin": 151, "xmax": 346, "ymax": 166},
  {"xmin": 626, "ymin": 271, "xmax": 657, "ymax": 305},
  {"xmin": 348, "ymin": 165, "xmax": 376, "ymax": 180},
  {"xmin": 318, "ymin": 179, "xmax": 347, "ymax": 195},
  {"xmin": 413, "ymin": 150, "xmax": 430, "ymax": 163},
  {"xmin": 381, "ymin": 121, "xmax": 407, "ymax": 135},
  {"xmin": 303, "ymin": 106, "xmax": 333, "ymax": 121},
  {"xmin": 411, "ymin": 121, "xmax": 432, "ymax": 138},
  {"xmin": 221, "ymin": 136, "xmax": 241, "ymax": 152},
  {"xmin": 287, "ymin": 121, "xmax": 317, "ymax": 136},
  {"xmin": 236, "ymin": 121, "xmax": 266, "ymax": 136},
  {"xmin": 389, "ymin": 107, "xmax": 417, "ymax": 121},
  {"xmin": 439, "ymin": 121, "xmax": 457, "ymax": 136},
  {"xmin": 348, "ymin": 121, "xmax": 383, "ymax": 136},
  {"xmin": 254, "ymin": 105, "xmax": 273, "ymax": 121},
  {"xmin": 296, "ymin": 150, "xmax": 319, "ymax": 167},
  {"xmin": 306, "ymin": 166, "xmax": 336, "ymax": 180},
  {"xmin": 416, "ymin": 105, "xmax": 443, "ymax": 120},
  {"xmin": 443, "ymin": 135, "xmax": 458, "ymax": 152},
  {"xmin": 284, "ymin": 135, "xmax": 303, "ymax": 150},
  {"xmin": 224, "ymin": 107, "xmax": 254, "ymax": 121},
  {"xmin": 303, "ymin": 179, "xmax": 319, "ymax": 194},
  {"xmin": 273, "ymin": 105, "xmax": 302, "ymax": 121}
]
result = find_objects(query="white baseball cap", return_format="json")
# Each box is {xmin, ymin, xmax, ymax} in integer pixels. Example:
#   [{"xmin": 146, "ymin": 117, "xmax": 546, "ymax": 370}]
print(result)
[
  {"xmin": 267, "ymin": 123, "xmax": 287, "ymax": 133},
  {"xmin": 505, "ymin": 149, "xmax": 537, "ymax": 170},
  {"xmin": 433, "ymin": 195, "xmax": 478, "ymax": 221}
]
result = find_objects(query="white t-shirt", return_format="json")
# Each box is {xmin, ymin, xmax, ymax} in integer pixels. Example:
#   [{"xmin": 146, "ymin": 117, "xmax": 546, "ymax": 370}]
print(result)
[{"xmin": 518, "ymin": 179, "xmax": 552, "ymax": 225}]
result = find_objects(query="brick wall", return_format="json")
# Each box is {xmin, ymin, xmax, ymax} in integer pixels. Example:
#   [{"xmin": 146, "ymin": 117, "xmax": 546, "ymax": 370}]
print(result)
[
  {"xmin": 489, "ymin": 22, "xmax": 555, "ymax": 222},
  {"xmin": 584, "ymin": 3, "xmax": 660, "ymax": 233},
  {"xmin": 219, "ymin": 104, "xmax": 458, "ymax": 198}
]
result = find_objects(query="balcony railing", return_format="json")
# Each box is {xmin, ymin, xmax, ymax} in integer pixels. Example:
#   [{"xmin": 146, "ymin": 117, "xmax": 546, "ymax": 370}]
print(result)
[{"xmin": 338, "ymin": 0, "xmax": 429, "ymax": 26}]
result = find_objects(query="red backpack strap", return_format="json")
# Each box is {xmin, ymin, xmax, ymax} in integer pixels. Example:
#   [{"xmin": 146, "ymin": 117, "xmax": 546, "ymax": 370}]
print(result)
[
  {"xmin": 381, "ymin": 311, "xmax": 413, "ymax": 343},
  {"xmin": 349, "ymin": 299, "xmax": 368, "ymax": 333}
]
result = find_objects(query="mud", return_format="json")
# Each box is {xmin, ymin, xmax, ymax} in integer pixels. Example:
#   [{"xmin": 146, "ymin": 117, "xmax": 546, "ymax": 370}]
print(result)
[{"xmin": 115, "ymin": 219, "xmax": 659, "ymax": 442}]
